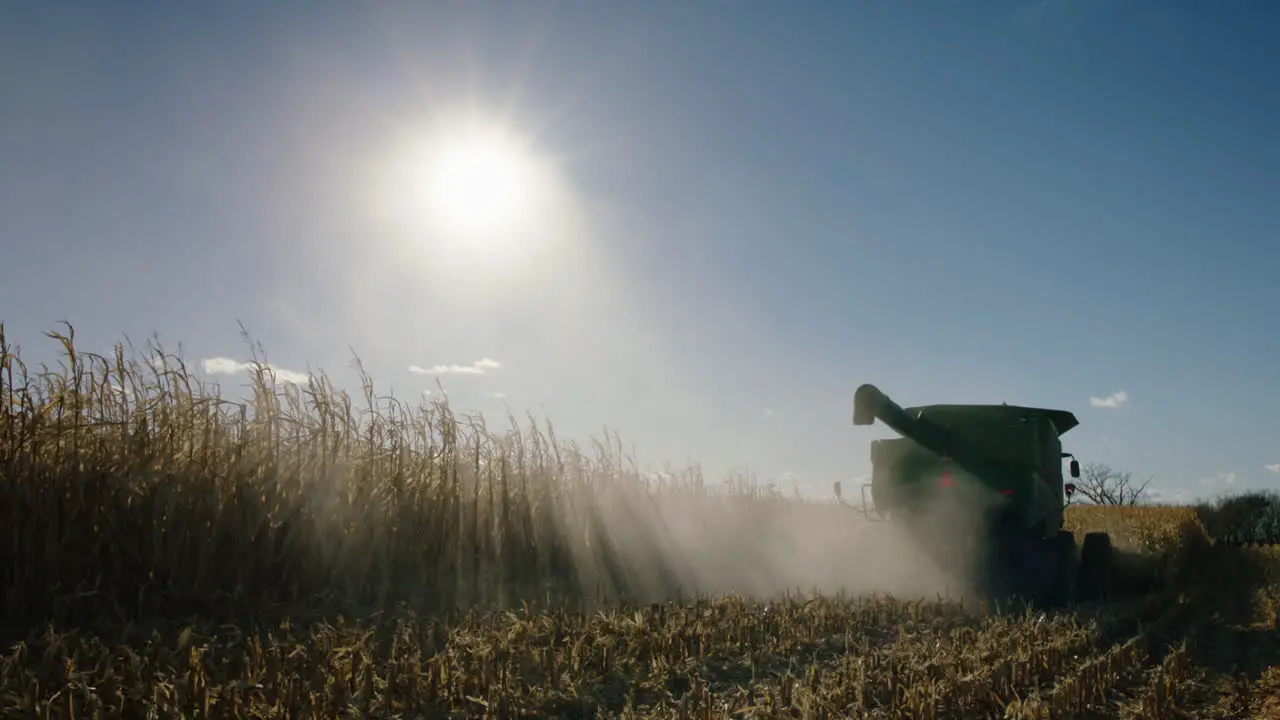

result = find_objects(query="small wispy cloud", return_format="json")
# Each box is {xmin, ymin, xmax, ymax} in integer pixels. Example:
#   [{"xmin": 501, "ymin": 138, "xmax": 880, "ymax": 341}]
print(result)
[
  {"xmin": 1144, "ymin": 487, "xmax": 1187, "ymax": 505},
  {"xmin": 1198, "ymin": 471, "xmax": 1236, "ymax": 487},
  {"xmin": 1265, "ymin": 463, "xmax": 1280, "ymax": 474},
  {"xmin": 201, "ymin": 357, "xmax": 311, "ymax": 385},
  {"xmin": 488, "ymin": 391, "xmax": 507, "ymax": 400},
  {"xmin": 764, "ymin": 407, "xmax": 775, "ymax": 416},
  {"xmin": 1089, "ymin": 390, "xmax": 1129, "ymax": 409},
  {"xmin": 408, "ymin": 358, "xmax": 501, "ymax": 375}
]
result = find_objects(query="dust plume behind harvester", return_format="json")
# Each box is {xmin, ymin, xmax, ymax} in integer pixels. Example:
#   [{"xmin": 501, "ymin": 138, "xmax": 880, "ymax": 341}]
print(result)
[{"xmin": 836, "ymin": 383, "xmax": 1114, "ymax": 607}]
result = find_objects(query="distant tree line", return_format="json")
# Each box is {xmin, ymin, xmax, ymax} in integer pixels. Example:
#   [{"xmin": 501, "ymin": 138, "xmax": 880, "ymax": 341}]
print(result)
[
  {"xmin": 1070, "ymin": 461, "xmax": 1280, "ymax": 545},
  {"xmin": 1196, "ymin": 492, "xmax": 1280, "ymax": 546}
]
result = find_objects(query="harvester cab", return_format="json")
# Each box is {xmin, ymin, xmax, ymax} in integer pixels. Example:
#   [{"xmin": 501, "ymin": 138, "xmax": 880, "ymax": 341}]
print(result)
[{"xmin": 844, "ymin": 383, "xmax": 1113, "ymax": 606}]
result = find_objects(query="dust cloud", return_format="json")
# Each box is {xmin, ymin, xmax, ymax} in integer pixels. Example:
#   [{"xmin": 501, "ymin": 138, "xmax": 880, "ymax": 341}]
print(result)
[{"xmin": 571, "ymin": 477, "xmax": 1008, "ymax": 605}]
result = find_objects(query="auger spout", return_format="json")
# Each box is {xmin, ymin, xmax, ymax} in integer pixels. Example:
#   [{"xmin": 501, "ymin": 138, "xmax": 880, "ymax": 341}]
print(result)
[{"xmin": 853, "ymin": 383, "xmax": 991, "ymax": 474}]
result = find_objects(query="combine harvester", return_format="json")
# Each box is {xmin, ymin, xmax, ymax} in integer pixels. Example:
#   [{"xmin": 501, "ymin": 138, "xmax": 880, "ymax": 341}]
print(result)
[{"xmin": 835, "ymin": 384, "xmax": 1113, "ymax": 607}]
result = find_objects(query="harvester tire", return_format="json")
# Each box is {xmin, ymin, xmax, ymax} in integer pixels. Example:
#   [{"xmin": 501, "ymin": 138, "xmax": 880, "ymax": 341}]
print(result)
[
  {"xmin": 1045, "ymin": 530, "xmax": 1077, "ymax": 607},
  {"xmin": 981, "ymin": 520, "xmax": 1030, "ymax": 603},
  {"xmin": 1078, "ymin": 531, "xmax": 1113, "ymax": 602}
]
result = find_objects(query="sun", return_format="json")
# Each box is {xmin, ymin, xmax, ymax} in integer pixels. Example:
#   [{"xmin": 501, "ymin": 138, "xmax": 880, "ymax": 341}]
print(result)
[
  {"xmin": 427, "ymin": 130, "xmax": 528, "ymax": 234},
  {"xmin": 419, "ymin": 121, "xmax": 536, "ymax": 241},
  {"xmin": 366, "ymin": 112, "xmax": 576, "ymax": 273}
]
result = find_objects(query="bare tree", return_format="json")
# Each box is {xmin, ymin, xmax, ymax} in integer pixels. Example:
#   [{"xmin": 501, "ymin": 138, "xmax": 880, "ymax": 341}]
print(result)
[{"xmin": 1071, "ymin": 462, "xmax": 1151, "ymax": 506}]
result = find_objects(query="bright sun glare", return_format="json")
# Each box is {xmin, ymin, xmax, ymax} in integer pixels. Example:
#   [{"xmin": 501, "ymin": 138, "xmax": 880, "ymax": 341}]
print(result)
[
  {"xmin": 426, "ymin": 128, "xmax": 531, "ymax": 236},
  {"xmin": 389, "ymin": 119, "xmax": 541, "ymax": 248},
  {"xmin": 370, "ymin": 112, "xmax": 575, "ymax": 274}
]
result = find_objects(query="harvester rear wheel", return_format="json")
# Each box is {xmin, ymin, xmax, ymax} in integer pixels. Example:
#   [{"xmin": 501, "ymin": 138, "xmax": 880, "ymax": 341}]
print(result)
[
  {"xmin": 978, "ymin": 520, "xmax": 1030, "ymax": 603},
  {"xmin": 1045, "ymin": 530, "xmax": 1077, "ymax": 607},
  {"xmin": 1078, "ymin": 531, "xmax": 1113, "ymax": 602}
]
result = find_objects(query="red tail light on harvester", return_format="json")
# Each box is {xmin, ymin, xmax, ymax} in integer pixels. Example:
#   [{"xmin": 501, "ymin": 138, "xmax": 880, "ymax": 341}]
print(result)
[{"xmin": 937, "ymin": 472, "xmax": 955, "ymax": 488}]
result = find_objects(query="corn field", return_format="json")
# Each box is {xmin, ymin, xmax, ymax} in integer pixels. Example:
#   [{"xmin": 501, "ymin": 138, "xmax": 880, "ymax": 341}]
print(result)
[{"xmin": 1, "ymin": 324, "xmax": 1279, "ymax": 718}]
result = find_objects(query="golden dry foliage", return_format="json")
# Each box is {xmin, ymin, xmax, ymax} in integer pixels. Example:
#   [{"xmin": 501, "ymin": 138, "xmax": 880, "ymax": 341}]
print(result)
[
  {"xmin": 4, "ymin": 542, "xmax": 1280, "ymax": 719},
  {"xmin": 0, "ymin": 323, "xmax": 816, "ymax": 625},
  {"xmin": 3, "ymin": 325, "xmax": 1280, "ymax": 718}
]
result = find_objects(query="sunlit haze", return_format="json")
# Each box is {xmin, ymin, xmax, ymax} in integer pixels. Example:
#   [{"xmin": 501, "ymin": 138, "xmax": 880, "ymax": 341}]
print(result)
[
  {"xmin": 366, "ymin": 111, "xmax": 569, "ymax": 273},
  {"xmin": 425, "ymin": 122, "xmax": 533, "ymax": 236},
  {"xmin": 3, "ymin": 1, "xmax": 1279, "ymax": 505}
]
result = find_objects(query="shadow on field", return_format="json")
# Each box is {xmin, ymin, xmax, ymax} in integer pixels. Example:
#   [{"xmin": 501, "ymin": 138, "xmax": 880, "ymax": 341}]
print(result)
[
  {"xmin": 1109, "ymin": 547, "xmax": 1167, "ymax": 599},
  {"xmin": 1097, "ymin": 510, "xmax": 1280, "ymax": 697},
  {"xmin": 1181, "ymin": 543, "xmax": 1280, "ymax": 681},
  {"xmin": 1174, "ymin": 497, "xmax": 1280, "ymax": 685}
]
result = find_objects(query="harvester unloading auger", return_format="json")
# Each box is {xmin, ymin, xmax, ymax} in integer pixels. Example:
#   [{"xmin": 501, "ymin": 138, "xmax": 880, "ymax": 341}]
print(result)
[{"xmin": 835, "ymin": 384, "xmax": 1113, "ymax": 606}]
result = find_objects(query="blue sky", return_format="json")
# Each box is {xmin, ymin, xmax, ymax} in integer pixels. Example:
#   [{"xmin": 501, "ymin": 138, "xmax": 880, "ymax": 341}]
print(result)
[{"xmin": 2, "ymin": 1, "xmax": 1278, "ymax": 503}]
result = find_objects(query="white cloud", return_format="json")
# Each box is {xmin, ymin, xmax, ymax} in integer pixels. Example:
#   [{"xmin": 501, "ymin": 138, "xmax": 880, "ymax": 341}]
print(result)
[
  {"xmin": 201, "ymin": 357, "xmax": 311, "ymax": 385},
  {"xmin": 202, "ymin": 357, "xmax": 244, "ymax": 375},
  {"xmin": 488, "ymin": 391, "xmax": 507, "ymax": 400},
  {"xmin": 1144, "ymin": 487, "xmax": 1188, "ymax": 505},
  {"xmin": 408, "ymin": 358, "xmax": 501, "ymax": 375},
  {"xmin": 1198, "ymin": 471, "xmax": 1236, "ymax": 487},
  {"xmin": 1089, "ymin": 390, "xmax": 1129, "ymax": 409},
  {"xmin": 764, "ymin": 407, "xmax": 775, "ymax": 416},
  {"xmin": 1265, "ymin": 463, "xmax": 1280, "ymax": 474}
]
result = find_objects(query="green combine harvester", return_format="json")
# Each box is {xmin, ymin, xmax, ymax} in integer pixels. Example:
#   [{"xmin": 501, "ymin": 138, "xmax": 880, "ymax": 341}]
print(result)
[{"xmin": 835, "ymin": 384, "xmax": 1113, "ymax": 606}]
